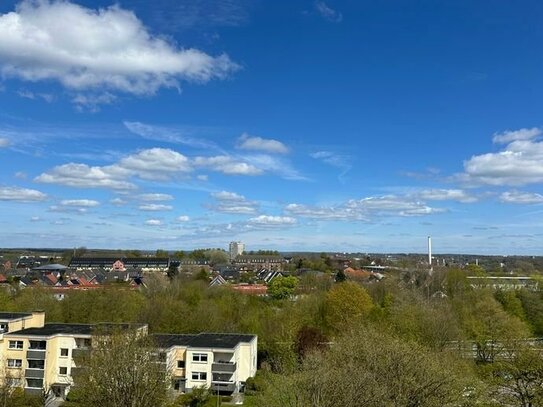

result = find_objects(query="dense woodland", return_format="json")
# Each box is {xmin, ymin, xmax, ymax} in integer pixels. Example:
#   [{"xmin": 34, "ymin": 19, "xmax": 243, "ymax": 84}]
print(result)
[{"xmin": 1, "ymin": 266, "xmax": 543, "ymax": 406}]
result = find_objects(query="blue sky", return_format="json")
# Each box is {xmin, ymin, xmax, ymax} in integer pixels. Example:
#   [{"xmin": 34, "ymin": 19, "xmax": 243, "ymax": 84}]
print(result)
[{"xmin": 0, "ymin": 0, "xmax": 543, "ymax": 254}]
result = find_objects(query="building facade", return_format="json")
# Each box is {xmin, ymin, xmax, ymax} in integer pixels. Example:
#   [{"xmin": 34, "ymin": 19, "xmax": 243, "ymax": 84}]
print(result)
[
  {"xmin": 0, "ymin": 312, "xmax": 257, "ymax": 400},
  {"xmin": 228, "ymin": 242, "xmax": 245, "ymax": 261},
  {"xmin": 154, "ymin": 333, "xmax": 257, "ymax": 395}
]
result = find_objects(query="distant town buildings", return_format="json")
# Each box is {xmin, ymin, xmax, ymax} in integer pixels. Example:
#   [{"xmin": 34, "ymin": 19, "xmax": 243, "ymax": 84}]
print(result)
[{"xmin": 229, "ymin": 242, "xmax": 245, "ymax": 260}]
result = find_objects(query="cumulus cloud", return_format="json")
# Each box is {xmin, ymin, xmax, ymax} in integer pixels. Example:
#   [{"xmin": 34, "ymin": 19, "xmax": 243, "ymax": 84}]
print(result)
[
  {"xmin": 138, "ymin": 193, "xmax": 174, "ymax": 202},
  {"xmin": 248, "ymin": 215, "xmax": 296, "ymax": 226},
  {"xmin": 492, "ymin": 128, "xmax": 541, "ymax": 144},
  {"xmin": 314, "ymin": 1, "xmax": 342, "ymax": 23},
  {"xmin": 193, "ymin": 155, "xmax": 262, "ymax": 175},
  {"xmin": 285, "ymin": 194, "xmax": 446, "ymax": 221},
  {"xmin": 0, "ymin": 0, "xmax": 237, "ymax": 98},
  {"xmin": 500, "ymin": 191, "xmax": 543, "ymax": 204},
  {"xmin": 459, "ymin": 131, "xmax": 543, "ymax": 186},
  {"xmin": 35, "ymin": 146, "xmax": 303, "ymax": 190},
  {"xmin": 138, "ymin": 204, "xmax": 173, "ymax": 211},
  {"xmin": 417, "ymin": 189, "xmax": 477, "ymax": 203},
  {"xmin": 60, "ymin": 199, "xmax": 100, "ymax": 207},
  {"xmin": 209, "ymin": 190, "xmax": 258, "ymax": 214},
  {"xmin": 236, "ymin": 132, "xmax": 289, "ymax": 154},
  {"xmin": 145, "ymin": 219, "xmax": 163, "ymax": 226},
  {"xmin": 35, "ymin": 163, "xmax": 137, "ymax": 190},
  {"xmin": 110, "ymin": 198, "xmax": 127, "ymax": 206},
  {"xmin": 176, "ymin": 215, "xmax": 190, "ymax": 222},
  {"xmin": 0, "ymin": 186, "xmax": 47, "ymax": 202},
  {"xmin": 0, "ymin": 138, "xmax": 10, "ymax": 147}
]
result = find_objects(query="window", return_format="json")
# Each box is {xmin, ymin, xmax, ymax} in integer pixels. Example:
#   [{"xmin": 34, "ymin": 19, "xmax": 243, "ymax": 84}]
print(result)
[
  {"xmin": 7, "ymin": 359, "xmax": 22, "ymax": 368},
  {"xmin": 191, "ymin": 372, "xmax": 207, "ymax": 381},
  {"xmin": 177, "ymin": 360, "xmax": 185, "ymax": 369},
  {"xmin": 173, "ymin": 379, "xmax": 185, "ymax": 391},
  {"xmin": 26, "ymin": 379, "xmax": 43, "ymax": 389},
  {"xmin": 59, "ymin": 367, "xmax": 68, "ymax": 375},
  {"xmin": 192, "ymin": 353, "xmax": 208, "ymax": 362},
  {"xmin": 8, "ymin": 341, "xmax": 23, "ymax": 350},
  {"xmin": 0, "ymin": 324, "xmax": 7, "ymax": 333},
  {"xmin": 60, "ymin": 348, "xmax": 69, "ymax": 357},
  {"xmin": 28, "ymin": 360, "xmax": 44, "ymax": 369}
]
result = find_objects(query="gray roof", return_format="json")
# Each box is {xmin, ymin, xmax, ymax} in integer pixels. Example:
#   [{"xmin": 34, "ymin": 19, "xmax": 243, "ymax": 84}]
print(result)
[
  {"xmin": 153, "ymin": 333, "xmax": 256, "ymax": 349},
  {"xmin": 0, "ymin": 312, "xmax": 33, "ymax": 321},
  {"xmin": 6, "ymin": 322, "xmax": 147, "ymax": 337},
  {"xmin": 33, "ymin": 264, "xmax": 68, "ymax": 271}
]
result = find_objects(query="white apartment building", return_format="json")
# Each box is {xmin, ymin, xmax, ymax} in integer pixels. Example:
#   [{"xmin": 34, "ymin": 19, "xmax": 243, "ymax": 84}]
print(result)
[
  {"xmin": 229, "ymin": 242, "xmax": 245, "ymax": 261},
  {"xmin": 154, "ymin": 333, "xmax": 257, "ymax": 394}
]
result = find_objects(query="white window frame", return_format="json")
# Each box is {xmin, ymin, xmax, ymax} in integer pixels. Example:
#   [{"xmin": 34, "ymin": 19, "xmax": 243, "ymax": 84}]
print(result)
[
  {"xmin": 191, "ymin": 372, "xmax": 207, "ymax": 381},
  {"xmin": 192, "ymin": 353, "xmax": 208, "ymax": 363},
  {"xmin": 8, "ymin": 340, "xmax": 23, "ymax": 350},
  {"xmin": 7, "ymin": 359, "xmax": 22, "ymax": 368}
]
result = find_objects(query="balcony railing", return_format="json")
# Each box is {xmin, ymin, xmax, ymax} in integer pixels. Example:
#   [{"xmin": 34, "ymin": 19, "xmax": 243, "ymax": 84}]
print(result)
[
  {"xmin": 210, "ymin": 382, "xmax": 236, "ymax": 393},
  {"xmin": 26, "ymin": 350, "xmax": 46, "ymax": 360},
  {"xmin": 212, "ymin": 362, "xmax": 236, "ymax": 373},
  {"xmin": 24, "ymin": 387, "xmax": 43, "ymax": 397},
  {"xmin": 25, "ymin": 369, "xmax": 44, "ymax": 379}
]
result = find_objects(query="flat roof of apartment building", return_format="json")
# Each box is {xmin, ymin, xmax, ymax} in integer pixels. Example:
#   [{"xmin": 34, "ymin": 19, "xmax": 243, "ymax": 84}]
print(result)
[
  {"xmin": 153, "ymin": 333, "xmax": 256, "ymax": 349},
  {"xmin": 0, "ymin": 312, "xmax": 34, "ymax": 320},
  {"xmin": 6, "ymin": 322, "xmax": 147, "ymax": 337}
]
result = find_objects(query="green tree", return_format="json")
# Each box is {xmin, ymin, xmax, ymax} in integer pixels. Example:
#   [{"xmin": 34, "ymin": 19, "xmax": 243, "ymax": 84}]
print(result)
[
  {"xmin": 324, "ymin": 281, "xmax": 373, "ymax": 332},
  {"xmin": 267, "ymin": 276, "xmax": 298, "ymax": 300}
]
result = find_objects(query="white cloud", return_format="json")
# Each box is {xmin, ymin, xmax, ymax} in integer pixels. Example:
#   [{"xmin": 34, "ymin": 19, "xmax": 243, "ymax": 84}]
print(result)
[
  {"xmin": 117, "ymin": 148, "xmax": 191, "ymax": 179},
  {"xmin": 30, "ymin": 216, "xmax": 42, "ymax": 222},
  {"xmin": 0, "ymin": 138, "xmax": 10, "ymax": 147},
  {"xmin": 145, "ymin": 219, "xmax": 163, "ymax": 226},
  {"xmin": 500, "ymin": 191, "xmax": 543, "ymax": 204},
  {"xmin": 0, "ymin": 1, "xmax": 238, "ymax": 98},
  {"xmin": 241, "ymin": 154, "xmax": 305, "ymax": 180},
  {"xmin": 209, "ymin": 190, "xmax": 258, "ymax": 214},
  {"xmin": 236, "ymin": 132, "xmax": 289, "ymax": 154},
  {"xmin": 110, "ymin": 198, "xmax": 127, "ymax": 206},
  {"xmin": 17, "ymin": 89, "xmax": 54, "ymax": 103},
  {"xmin": 417, "ymin": 189, "xmax": 477, "ymax": 203},
  {"xmin": 60, "ymin": 199, "xmax": 100, "ymax": 207},
  {"xmin": 139, "ymin": 204, "xmax": 173, "ymax": 211},
  {"xmin": 285, "ymin": 194, "xmax": 446, "ymax": 221},
  {"xmin": 35, "ymin": 163, "xmax": 137, "ymax": 190},
  {"xmin": 314, "ymin": 1, "xmax": 342, "ymax": 23},
  {"xmin": 248, "ymin": 215, "xmax": 296, "ymax": 226},
  {"xmin": 193, "ymin": 156, "xmax": 262, "ymax": 175},
  {"xmin": 211, "ymin": 191, "xmax": 245, "ymax": 201},
  {"xmin": 492, "ymin": 128, "xmax": 541, "ymax": 144},
  {"xmin": 196, "ymin": 174, "xmax": 208, "ymax": 181},
  {"xmin": 138, "ymin": 193, "xmax": 174, "ymax": 202},
  {"xmin": 72, "ymin": 92, "xmax": 116, "ymax": 111},
  {"xmin": 0, "ymin": 186, "xmax": 47, "ymax": 202},
  {"xmin": 176, "ymin": 215, "xmax": 190, "ymax": 222},
  {"xmin": 459, "ymin": 133, "xmax": 543, "ymax": 186}
]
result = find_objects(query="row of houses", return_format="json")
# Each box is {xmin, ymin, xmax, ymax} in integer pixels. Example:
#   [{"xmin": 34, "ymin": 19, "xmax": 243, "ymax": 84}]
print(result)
[{"xmin": 0, "ymin": 311, "xmax": 257, "ymax": 402}]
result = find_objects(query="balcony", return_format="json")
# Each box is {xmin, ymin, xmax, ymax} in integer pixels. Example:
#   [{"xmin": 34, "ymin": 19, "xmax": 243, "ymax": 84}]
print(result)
[
  {"xmin": 24, "ymin": 387, "xmax": 43, "ymax": 397},
  {"xmin": 26, "ymin": 350, "xmax": 46, "ymax": 360},
  {"xmin": 210, "ymin": 381, "xmax": 236, "ymax": 393},
  {"xmin": 212, "ymin": 362, "xmax": 236, "ymax": 373},
  {"xmin": 25, "ymin": 369, "xmax": 44, "ymax": 379}
]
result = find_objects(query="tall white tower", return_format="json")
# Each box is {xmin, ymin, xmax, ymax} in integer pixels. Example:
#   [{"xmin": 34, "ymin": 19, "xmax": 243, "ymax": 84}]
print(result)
[
  {"xmin": 427, "ymin": 236, "xmax": 432, "ymax": 268},
  {"xmin": 229, "ymin": 241, "xmax": 245, "ymax": 261}
]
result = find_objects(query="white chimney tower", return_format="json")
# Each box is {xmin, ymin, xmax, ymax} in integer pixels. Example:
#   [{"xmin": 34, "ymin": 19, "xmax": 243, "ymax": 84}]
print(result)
[{"xmin": 427, "ymin": 236, "xmax": 432, "ymax": 267}]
